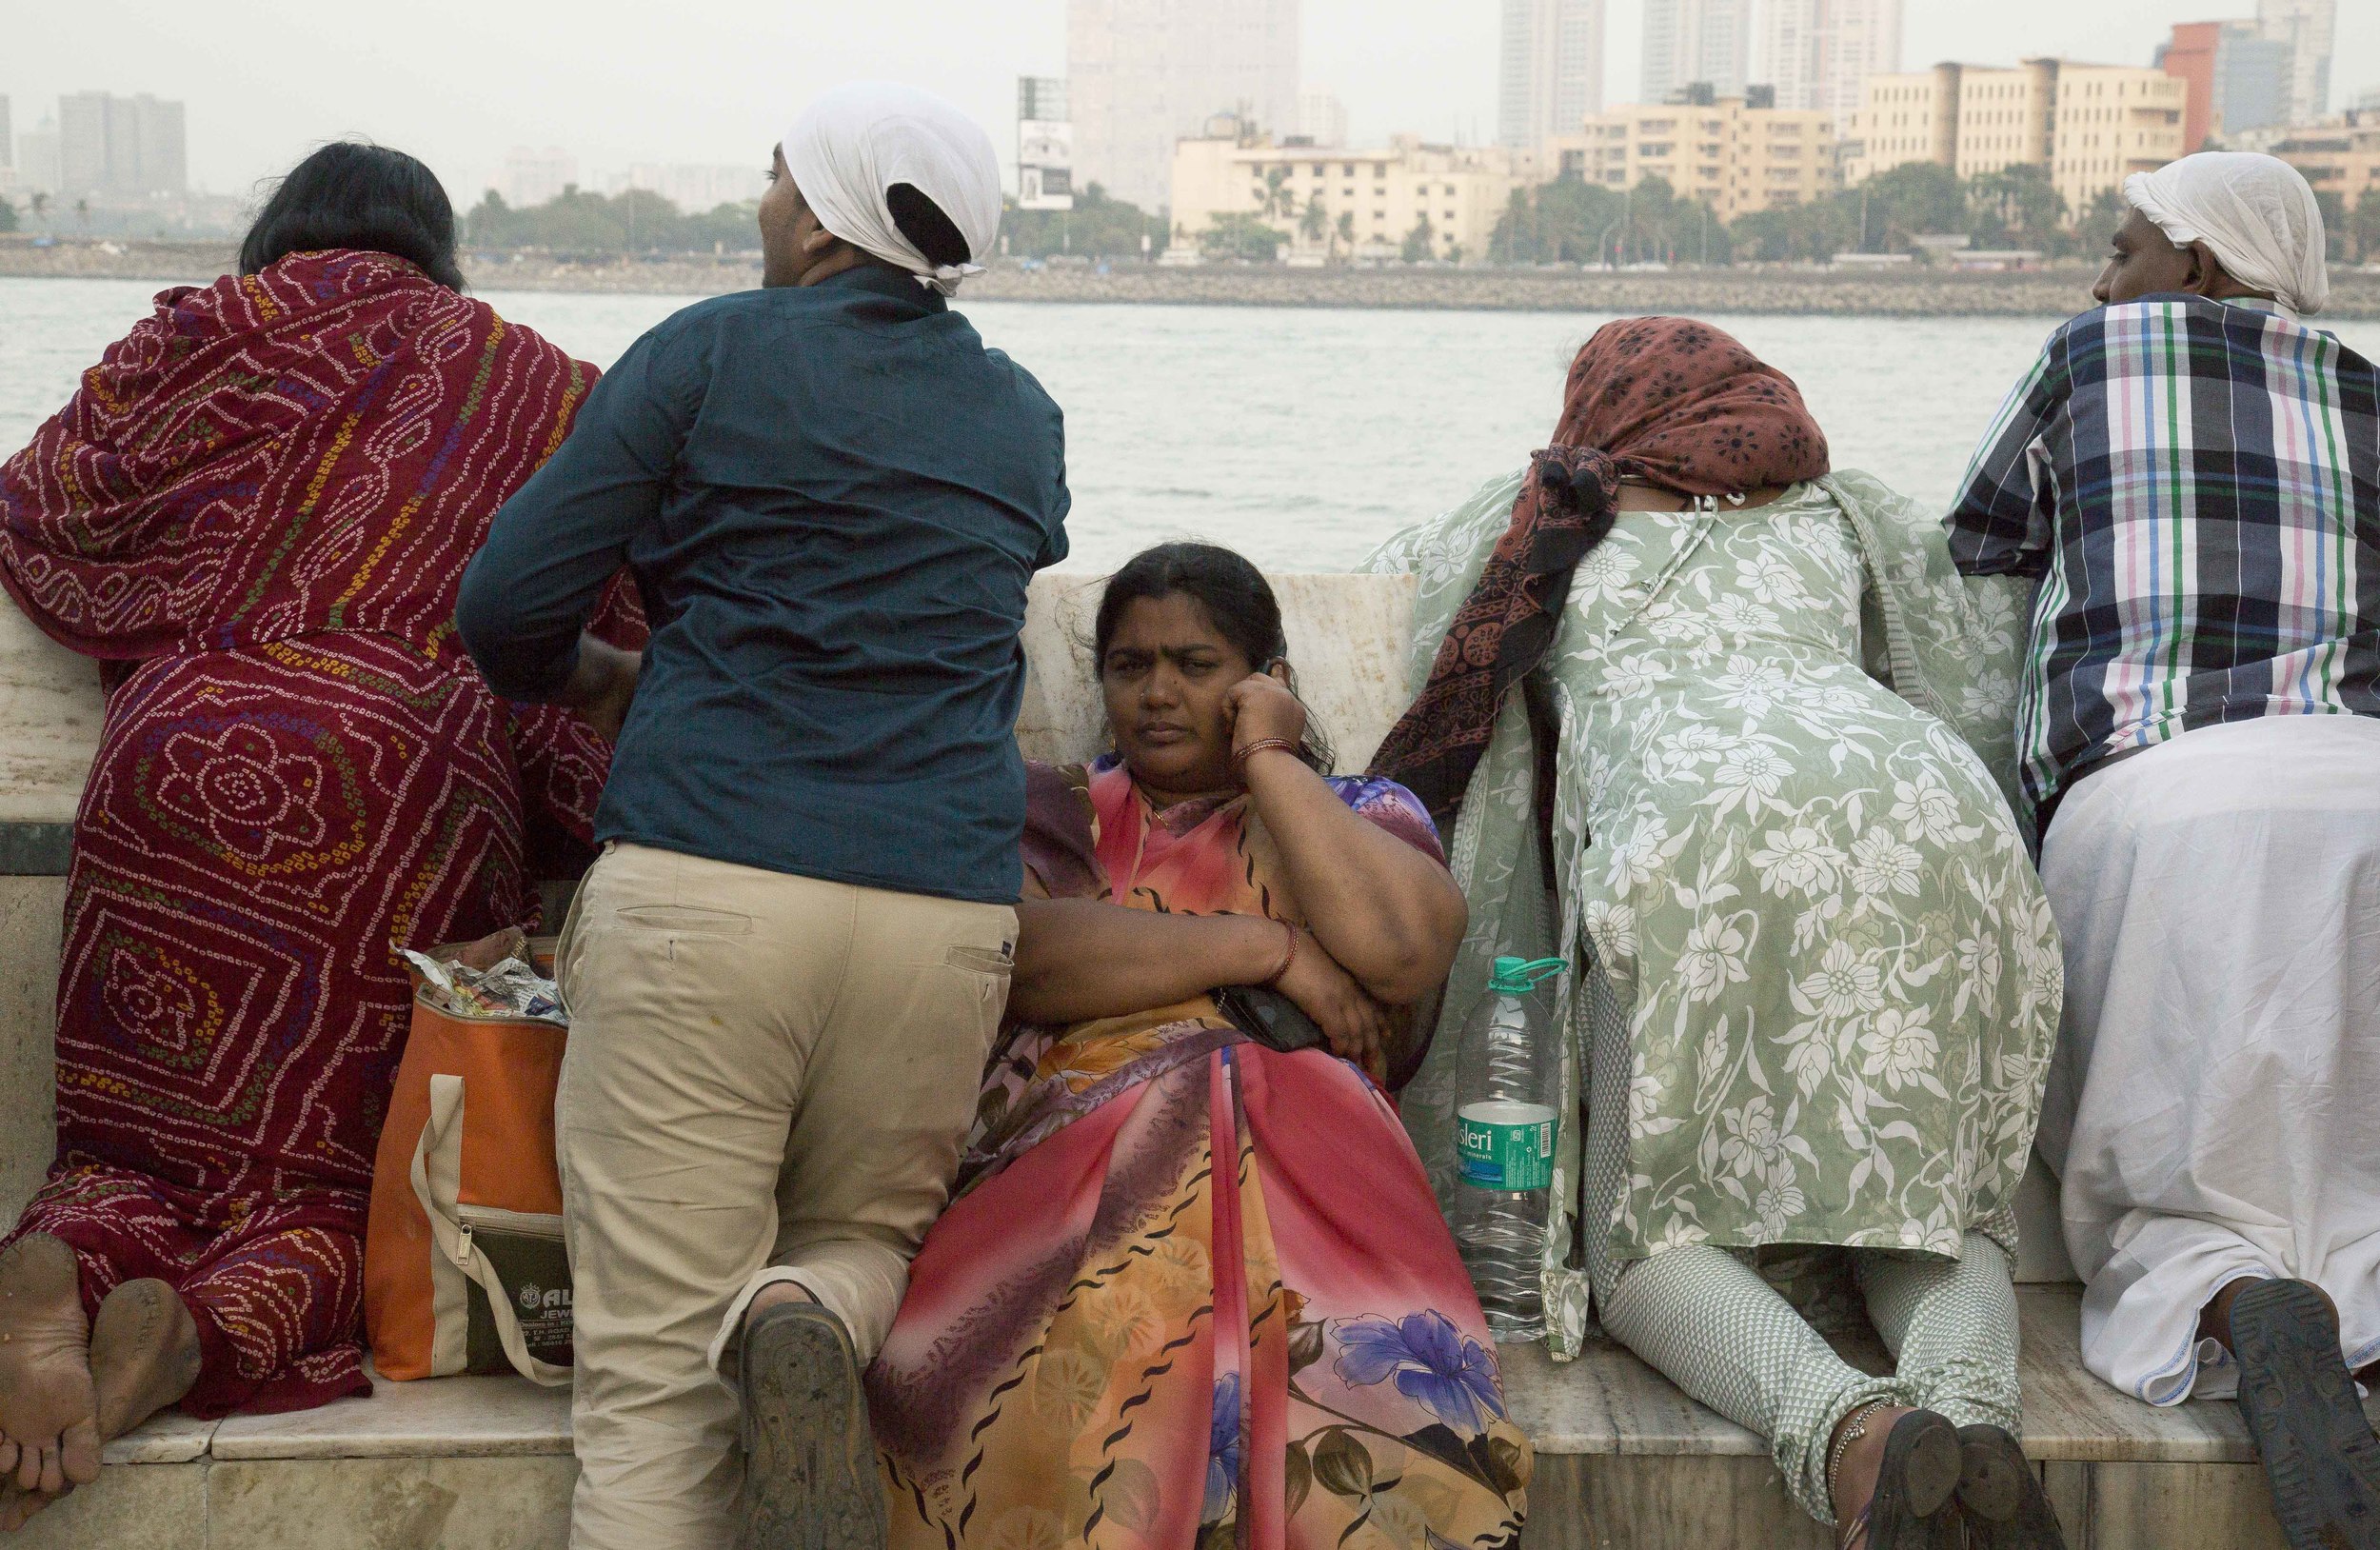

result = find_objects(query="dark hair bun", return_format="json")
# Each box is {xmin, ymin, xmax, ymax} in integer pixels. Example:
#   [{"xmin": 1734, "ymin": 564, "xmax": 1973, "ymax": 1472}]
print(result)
[{"xmin": 238, "ymin": 141, "xmax": 464, "ymax": 291}]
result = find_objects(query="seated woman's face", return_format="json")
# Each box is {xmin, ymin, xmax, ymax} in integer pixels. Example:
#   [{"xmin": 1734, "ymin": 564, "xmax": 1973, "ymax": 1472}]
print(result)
[{"xmin": 1099, "ymin": 592, "xmax": 1257, "ymax": 798}]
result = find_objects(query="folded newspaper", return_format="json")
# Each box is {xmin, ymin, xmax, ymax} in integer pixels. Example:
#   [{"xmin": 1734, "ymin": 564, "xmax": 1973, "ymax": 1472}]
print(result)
[{"xmin": 402, "ymin": 948, "xmax": 566, "ymax": 1025}]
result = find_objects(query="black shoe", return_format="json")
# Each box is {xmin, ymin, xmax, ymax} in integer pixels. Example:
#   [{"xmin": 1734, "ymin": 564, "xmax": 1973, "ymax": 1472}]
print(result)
[
  {"xmin": 1862, "ymin": 1410, "xmax": 1965, "ymax": 1550},
  {"xmin": 734, "ymin": 1299, "xmax": 887, "ymax": 1550},
  {"xmin": 1954, "ymin": 1423, "xmax": 2068, "ymax": 1547},
  {"xmin": 2229, "ymin": 1279, "xmax": 2380, "ymax": 1550}
]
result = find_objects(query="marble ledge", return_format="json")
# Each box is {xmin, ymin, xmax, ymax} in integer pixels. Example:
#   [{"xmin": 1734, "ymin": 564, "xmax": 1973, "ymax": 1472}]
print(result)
[
  {"xmin": 2008, "ymin": 1284, "xmax": 2380, "ymax": 1464},
  {"xmin": 1505, "ymin": 1284, "xmax": 2380, "ymax": 1468},
  {"xmin": 208, "ymin": 1367, "xmax": 571, "ymax": 1461},
  {"xmin": 103, "ymin": 1408, "xmax": 216, "ymax": 1464},
  {"xmin": 84, "ymin": 1284, "xmax": 2380, "ymax": 1473}
]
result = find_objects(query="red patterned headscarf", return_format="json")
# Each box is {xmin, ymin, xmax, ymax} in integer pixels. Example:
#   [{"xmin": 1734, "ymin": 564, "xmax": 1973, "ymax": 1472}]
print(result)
[
  {"xmin": 1371, "ymin": 316, "xmax": 1829, "ymax": 827},
  {"xmin": 0, "ymin": 249, "xmax": 593, "ymax": 662}
]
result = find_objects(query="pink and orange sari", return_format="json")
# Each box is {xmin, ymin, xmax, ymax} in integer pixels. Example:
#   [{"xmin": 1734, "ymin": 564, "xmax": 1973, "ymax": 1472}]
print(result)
[{"xmin": 867, "ymin": 758, "xmax": 1530, "ymax": 1550}]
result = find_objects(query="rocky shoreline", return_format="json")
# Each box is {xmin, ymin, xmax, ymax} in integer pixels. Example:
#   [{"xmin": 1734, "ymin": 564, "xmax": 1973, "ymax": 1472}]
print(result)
[{"xmin": 9, "ymin": 239, "xmax": 2379, "ymax": 318}]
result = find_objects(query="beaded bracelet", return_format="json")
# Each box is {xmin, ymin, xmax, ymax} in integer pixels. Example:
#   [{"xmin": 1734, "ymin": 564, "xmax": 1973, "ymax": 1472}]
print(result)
[
  {"xmin": 1232, "ymin": 737, "xmax": 1299, "ymax": 778},
  {"xmin": 1259, "ymin": 920, "xmax": 1299, "ymax": 987}
]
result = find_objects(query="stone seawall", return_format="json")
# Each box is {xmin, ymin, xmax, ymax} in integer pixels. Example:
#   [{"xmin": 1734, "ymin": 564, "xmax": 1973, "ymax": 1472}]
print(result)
[{"xmin": 8, "ymin": 240, "xmax": 2379, "ymax": 318}]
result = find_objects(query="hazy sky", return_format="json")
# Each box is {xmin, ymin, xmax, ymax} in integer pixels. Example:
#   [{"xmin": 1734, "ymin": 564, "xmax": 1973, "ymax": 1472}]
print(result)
[{"xmin": 8, "ymin": 1, "xmax": 2377, "ymax": 205}]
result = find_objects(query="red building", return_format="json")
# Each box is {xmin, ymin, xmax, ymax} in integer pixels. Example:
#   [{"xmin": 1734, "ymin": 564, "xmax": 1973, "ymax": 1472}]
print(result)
[{"xmin": 2158, "ymin": 22, "xmax": 2223, "ymax": 151}]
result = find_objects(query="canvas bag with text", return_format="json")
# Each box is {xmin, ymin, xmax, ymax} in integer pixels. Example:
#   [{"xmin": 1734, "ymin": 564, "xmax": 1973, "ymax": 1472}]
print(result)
[{"xmin": 363, "ymin": 939, "xmax": 572, "ymax": 1384}]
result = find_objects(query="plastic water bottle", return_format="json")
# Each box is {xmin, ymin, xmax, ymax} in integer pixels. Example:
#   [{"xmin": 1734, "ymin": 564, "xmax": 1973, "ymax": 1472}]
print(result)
[{"xmin": 1451, "ymin": 955, "xmax": 1565, "ymax": 1341}]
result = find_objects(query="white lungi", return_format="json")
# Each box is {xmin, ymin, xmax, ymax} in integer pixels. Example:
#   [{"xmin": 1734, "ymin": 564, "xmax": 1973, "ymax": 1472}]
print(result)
[{"xmin": 2038, "ymin": 715, "xmax": 2380, "ymax": 1404}]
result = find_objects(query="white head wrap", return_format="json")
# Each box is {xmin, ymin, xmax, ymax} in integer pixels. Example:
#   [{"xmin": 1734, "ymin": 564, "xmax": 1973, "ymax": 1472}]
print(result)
[
  {"xmin": 2122, "ymin": 151, "xmax": 2330, "ymax": 316},
  {"xmin": 781, "ymin": 82, "xmax": 1002, "ymax": 297}
]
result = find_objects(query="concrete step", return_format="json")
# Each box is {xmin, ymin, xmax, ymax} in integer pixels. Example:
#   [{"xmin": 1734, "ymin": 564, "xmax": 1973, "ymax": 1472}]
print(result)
[{"xmin": 15, "ymin": 1285, "xmax": 2347, "ymax": 1550}]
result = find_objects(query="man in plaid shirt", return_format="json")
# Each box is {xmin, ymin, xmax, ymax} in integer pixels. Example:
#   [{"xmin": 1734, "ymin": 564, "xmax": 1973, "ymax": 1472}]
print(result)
[{"xmin": 1948, "ymin": 152, "xmax": 2380, "ymax": 1549}]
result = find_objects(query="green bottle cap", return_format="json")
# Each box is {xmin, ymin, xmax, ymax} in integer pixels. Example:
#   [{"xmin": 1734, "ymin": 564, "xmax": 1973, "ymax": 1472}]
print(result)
[{"xmin": 1488, "ymin": 955, "xmax": 1567, "ymax": 993}]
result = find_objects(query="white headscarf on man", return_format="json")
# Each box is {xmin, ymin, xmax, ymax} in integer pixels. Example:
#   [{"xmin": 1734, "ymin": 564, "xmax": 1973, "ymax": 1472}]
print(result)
[
  {"xmin": 782, "ymin": 82, "xmax": 1002, "ymax": 297},
  {"xmin": 2122, "ymin": 151, "xmax": 2330, "ymax": 316}
]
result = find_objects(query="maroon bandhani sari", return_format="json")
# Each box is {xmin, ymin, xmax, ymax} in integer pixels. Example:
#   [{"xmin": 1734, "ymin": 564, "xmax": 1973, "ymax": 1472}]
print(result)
[{"xmin": 0, "ymin": 249, "xmax": 640, "ymax": 1416}]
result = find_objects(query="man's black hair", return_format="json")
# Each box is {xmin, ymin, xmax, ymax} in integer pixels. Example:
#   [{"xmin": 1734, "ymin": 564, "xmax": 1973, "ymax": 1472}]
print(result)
[{"xmin": 886, "ymin": 182, "xmax": 970, "ymax": 269}]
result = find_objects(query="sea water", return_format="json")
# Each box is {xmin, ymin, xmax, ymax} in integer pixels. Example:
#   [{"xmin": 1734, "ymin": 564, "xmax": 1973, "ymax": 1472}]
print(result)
[{"xmin": 10, "ymin": 275, "xmax": 2379, "ymax": 572}]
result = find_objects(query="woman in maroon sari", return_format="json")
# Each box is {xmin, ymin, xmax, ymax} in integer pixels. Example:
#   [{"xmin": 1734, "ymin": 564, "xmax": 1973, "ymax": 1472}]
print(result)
[{"xmin": 0, "ymin": 144, "xmax": 641, "ymax": 1525}]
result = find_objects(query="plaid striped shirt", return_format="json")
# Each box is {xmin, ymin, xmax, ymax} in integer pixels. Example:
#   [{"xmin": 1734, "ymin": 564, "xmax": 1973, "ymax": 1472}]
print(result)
[{"xmin": 1947, "ymin": 295, "xmax": 2380, "ymax": 808}]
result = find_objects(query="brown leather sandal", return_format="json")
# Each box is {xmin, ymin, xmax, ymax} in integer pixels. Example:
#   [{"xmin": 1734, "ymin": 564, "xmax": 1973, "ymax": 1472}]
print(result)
[{"xmin": 1859, "ymin": 1410, "xmax": 1964, "ymax": 1550}]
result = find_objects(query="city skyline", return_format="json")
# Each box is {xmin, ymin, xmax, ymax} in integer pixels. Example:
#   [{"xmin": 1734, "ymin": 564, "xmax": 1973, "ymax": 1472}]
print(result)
[{"xmin": 4, "ymin": 0, "xmax": 2376, "ymax": 209}]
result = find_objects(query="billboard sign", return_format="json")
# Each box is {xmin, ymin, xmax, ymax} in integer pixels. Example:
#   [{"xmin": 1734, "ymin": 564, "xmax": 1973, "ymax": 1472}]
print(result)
[{"xmin": 1019, "ymin": 118, "xmax": 1074, "ymax": 211}]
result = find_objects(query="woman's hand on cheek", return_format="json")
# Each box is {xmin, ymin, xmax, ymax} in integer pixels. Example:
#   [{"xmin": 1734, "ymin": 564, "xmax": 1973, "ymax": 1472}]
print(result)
[
  {"xmin": 1223, "ymin": 671, "xmax": 1307, "ymax": 762},
  {"xmin": 1274, "ymin": 930, "xmax": 1391, "ymax": 1083}
]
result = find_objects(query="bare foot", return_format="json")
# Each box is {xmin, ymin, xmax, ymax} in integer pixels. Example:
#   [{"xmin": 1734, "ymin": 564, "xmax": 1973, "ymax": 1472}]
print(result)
[
  {"xmin": 0, "ymin": 1480, "xmax": 62, "ymax": 1533},
  {"xmin": 89, "ymin": 1280, "xmax": 201, "ymax": 1442},
  {"xmin": 0, "ymin": 1236, "xmax": 99, "ymax": 1500},
  {"xmin": 0, "ymin": 1278, "xmax": 199, "ymax": 1534}
]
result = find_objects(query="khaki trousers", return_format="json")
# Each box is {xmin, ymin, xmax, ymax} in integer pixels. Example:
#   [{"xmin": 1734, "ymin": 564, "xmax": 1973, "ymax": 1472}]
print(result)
[{"xmin": 553, "ymin": 841, "xmax": 1013, "ymax": 1550}]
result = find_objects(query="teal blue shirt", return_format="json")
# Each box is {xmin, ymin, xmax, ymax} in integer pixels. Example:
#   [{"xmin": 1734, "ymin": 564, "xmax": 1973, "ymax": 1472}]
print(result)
[{"xmin": 456, "ymin": 267, "xmax": 1070, "ymax": 903}]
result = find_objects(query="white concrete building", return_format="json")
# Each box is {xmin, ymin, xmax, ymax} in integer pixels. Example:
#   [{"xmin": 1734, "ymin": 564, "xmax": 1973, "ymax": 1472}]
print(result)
[
  {"xmin": 1498, "ymin": 0, "xmax": 1606, "ymax": 155},
  {"xmin": 55, "ymin": 92, "xmax": 185, "ymax": 201},
  {"xmin": 13, "ymin": 117, "xmax": 60, "ymax": 199},
  {"xmin": 1765, "ymin": 0, "xmax": 1903, "ymax": 122},
  {"xmin": 605, "ymin": 164, "xmax": 764, "ymax": 211},
  {"xmin": 2258, "ymin": 0, "xmax": 2337, "ymax": 122},
  {"xmin": 1171, "ymin": 132, "xmax": 1524, "ymax": 263},
  {"xmin": 1296, "ymin": 89, "xmax": 1349, "ymax": 149},
  {"xmin": 501, "ymin": 148, "xmax": 578, "ymax": 209},
  {"xmin": 1642, "ymin": 0, "xmax": 1753, "ymax": 105},
  {"xmin": 1067, "ymin": 0, "xmax": 1299, "ymax": 212}
]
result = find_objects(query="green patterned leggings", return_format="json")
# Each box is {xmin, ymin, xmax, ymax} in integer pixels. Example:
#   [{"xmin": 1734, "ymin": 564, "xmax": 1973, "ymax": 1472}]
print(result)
[{"xmin": 1597, "ymin": 1232, "xmax": 2024, "ymax": 1523}]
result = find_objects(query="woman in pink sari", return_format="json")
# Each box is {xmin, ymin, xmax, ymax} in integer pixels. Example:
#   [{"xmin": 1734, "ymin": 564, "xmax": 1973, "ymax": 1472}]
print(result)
[{"xmin": 867, "ymin": 544, "xmax": 1530, "ymax": 1549}]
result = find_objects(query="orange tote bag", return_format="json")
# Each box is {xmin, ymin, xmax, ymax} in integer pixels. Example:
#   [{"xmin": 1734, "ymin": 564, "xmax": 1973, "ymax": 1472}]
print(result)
[{"xmin": 364, "ymin": 938, "xmax": 573, "ymax": 1384}]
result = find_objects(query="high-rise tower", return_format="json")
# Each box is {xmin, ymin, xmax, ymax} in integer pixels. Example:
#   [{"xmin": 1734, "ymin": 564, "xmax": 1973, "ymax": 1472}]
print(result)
[
  {"xmin": 1642, "ymin": 0, "xmax": 1754, "ymax": 105},
  {"xmin": 1499, "ymin": 0, "xmax": 1606, "ymax": 155},
  {"xmin": 1765, "ymin": 0, "xmax": 1903, "ymax": 121},
  {"xmin": 2256, "ymin": 0, "xmax": 2336, "ymax": 123},
  {"xmin": 1067, "ymin": 0, "xmax": 1299, "ymax": 212}
]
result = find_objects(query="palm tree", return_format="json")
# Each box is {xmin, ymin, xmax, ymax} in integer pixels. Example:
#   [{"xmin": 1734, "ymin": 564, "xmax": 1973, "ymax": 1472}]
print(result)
[
  {"xmin": 73, "ymin": 198, "xmax": 90, "ymax": 235},
  {"xmin": 1259, "ymin": 167, "xmax": 1294, "ymax": 223},
  {"xmin": 30, "ymin": 192, "xmax": 49, "ymax": 234},
  {"xmin": 1335, "ymin": 210, "xmax": 1356, "ymax": 265},
  {"xmin": 1299, "ymin": 194, "xmax": 1328, "ymax": 256}
]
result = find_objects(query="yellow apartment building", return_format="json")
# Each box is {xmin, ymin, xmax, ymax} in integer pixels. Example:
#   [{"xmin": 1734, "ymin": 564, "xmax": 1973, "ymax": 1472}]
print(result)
[
  {"xmin": 1856, "ymin": 65, "xmax": 1961, "ymax": 174},
  {"xmin": 2271, "ymin": 112, "xmax": 2380, "ymax": 212},
  {"xmin": 1558, "ymin": 97, "xmax": 1840, "ymax": 221},
  {"xmin": 1847, "ymin": 60, "xmax": 2185, "ymax": 214},
  {"xmin": 2051, "ymin": 66, "xmax": 2190, "ymax": 214},
  {"xmin": 1956, "ymin": 61, "xmax": 2057, "ymax": 177},
  {"xmin": 1168, "ymin": 132, "xmax": 1526, "ymax": 262}
]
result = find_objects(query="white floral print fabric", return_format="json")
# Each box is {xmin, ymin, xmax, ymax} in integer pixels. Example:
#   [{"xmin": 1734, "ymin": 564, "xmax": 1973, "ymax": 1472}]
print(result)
[{"xmin": 1369, "ymin": 469, "xmax": 2060, "ymax": 1359}]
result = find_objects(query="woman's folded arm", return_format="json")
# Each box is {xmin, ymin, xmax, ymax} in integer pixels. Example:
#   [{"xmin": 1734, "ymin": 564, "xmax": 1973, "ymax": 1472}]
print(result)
[
  {"xmin": 1240, "ymin": 751, "xmax": 1468, "ymax": 1004},
  {"xmin": 1006, "ymin": 900, "xmax": 1285, "ymax": 1024}
]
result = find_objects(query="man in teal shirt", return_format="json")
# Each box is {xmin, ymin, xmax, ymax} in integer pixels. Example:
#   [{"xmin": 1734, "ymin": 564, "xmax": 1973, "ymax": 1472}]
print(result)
[{"xmin": 458, "ymin": 83, "xmax": 1068, "ymax": 1550}]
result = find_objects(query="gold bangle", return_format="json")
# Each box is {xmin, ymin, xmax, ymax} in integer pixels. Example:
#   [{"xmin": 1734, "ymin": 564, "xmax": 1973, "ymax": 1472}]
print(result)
[
  {"xmin": 1259, "ymin": 921, "xmax": 1298, "ymax": 987},
  {"xmin": 1232, "ymin": 737, "xmax": 1299, "ymax": 778}
]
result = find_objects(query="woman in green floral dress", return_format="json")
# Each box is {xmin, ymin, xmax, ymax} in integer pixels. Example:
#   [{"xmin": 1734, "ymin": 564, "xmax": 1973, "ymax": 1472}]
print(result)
[{"xmin": 1366, "ymin": 319, "xmax": 2065, "ymax": 1549}]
